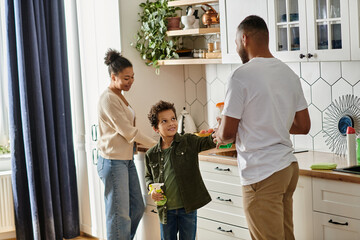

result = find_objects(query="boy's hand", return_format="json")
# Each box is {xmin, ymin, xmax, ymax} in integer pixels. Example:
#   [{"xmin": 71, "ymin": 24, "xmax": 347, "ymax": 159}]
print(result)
[
  {"xmin": 212, "ymin": 128, "xmax": 225, "ymax": 148},
  {"xmin": 151, "ymin": 189, "xmax": 164, "ymax": 201}
]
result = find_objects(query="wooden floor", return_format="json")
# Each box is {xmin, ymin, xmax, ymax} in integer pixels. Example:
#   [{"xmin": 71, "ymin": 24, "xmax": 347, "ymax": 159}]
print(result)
[
  {"xmin": 65, "ymin": 234, "xmax": 98, "ymax": 240},
  {"xmin": 6, "ymin": 233, "xmax": 98, "ymax": 240}
]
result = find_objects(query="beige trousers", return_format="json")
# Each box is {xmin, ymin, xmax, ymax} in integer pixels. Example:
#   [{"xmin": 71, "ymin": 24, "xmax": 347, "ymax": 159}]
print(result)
[{"xmin": 242, "ymin": 162, "xmax": 299, "ymax": 240}]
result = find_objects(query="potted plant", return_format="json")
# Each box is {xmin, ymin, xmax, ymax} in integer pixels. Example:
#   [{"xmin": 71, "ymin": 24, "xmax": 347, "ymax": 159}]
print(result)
[{"xmin": 134, "ymin": 0, "xmax": 181, "ymax": 68}]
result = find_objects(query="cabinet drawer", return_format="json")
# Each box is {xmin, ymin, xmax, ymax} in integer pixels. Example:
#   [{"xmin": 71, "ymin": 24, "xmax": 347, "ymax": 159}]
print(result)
[
  {"xmin": 203, "ymin": 173, "xmax": 242, "ymax": 196},
  {"xmin": 313, "ymin": 212, "xmax": 360, "ymax": 240},
  {"xmin": 198, "ymin": 217, "xmax": 251, "ymax": 240},
  {"xmin": 200, "ymin": 161, "xmax": 239, "ymax": 177},
  {"xmin": 208, "ymin": 191, "xmax": 243, "ymax": 209},
  {"xmin": 198, "ymin": 198, "xmax": 247, "ymax": 228},
  {"xmin": 313, "ymin": 178, "xmax": 360, "ymax": 220}
]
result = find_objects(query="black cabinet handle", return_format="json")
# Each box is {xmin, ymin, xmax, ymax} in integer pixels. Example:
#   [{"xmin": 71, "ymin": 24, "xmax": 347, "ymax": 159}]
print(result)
[
  {"xmin": 299, "ymin": 53, "xmax": 306, "ymax": 59},
  {"xmin": 215, "ymin": 167, "xmax": 230, "ymax": 171},
  {"xmin": 217, "ymin": 227, "xmax": 232, "ymax": 233},
  {"xmin": 151, "ymin": 209, "xmax": 158, "ymax": 214},
  {"xmin": 217, "ymin": 196, "xmax": 232, "ymax": 202},
  {"xmin": 307, "ymin": 53, "xmax": 314, "ymax": 59},
  {"xmin": 328, "ymin": 219, "xmax": 348, "ymax": 226}
]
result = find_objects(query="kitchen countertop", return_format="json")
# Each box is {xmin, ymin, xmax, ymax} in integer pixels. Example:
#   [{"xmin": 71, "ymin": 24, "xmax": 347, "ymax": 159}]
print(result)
[{"xmin": 198, "ymin": 147, "xmax": 360, "ymax": 184}]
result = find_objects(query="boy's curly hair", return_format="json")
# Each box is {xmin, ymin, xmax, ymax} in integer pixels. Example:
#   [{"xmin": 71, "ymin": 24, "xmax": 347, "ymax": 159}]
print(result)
[{"xmin": 148, "ymin": 101, "xmax": 177, "ymax": 129}]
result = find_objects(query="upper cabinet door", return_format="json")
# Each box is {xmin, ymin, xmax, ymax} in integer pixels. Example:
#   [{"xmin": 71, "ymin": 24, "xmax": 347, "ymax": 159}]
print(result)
[
  {"xmin": 350, "ymin": 0, "xmax": 360, "ymax": 60},
  {"xmin": 268, "ymin": 0, "xmax": 350, "ymax": 62},
  {"xmin": 219, "ymin": 0, "xmax": 268, "ymax": 64},
  {"xmin": 268, "ymin": 0, "xmax": 308, "ymax": 62},
  {"xmin": 306, "ymin": 0, "xmax": 350, "ymax": 61}
]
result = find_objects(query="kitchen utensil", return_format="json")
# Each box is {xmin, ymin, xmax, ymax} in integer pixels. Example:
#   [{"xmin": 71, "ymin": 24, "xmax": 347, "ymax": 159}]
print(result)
[
  {"xmin": 181, "ymin": 15, "xmax": 195, "ymax": 29},
  {"xmin": 177, "ymin": 108, "xmax": 197, "ymax": 134},
  {"xmin": 201, "ymin": 4, "xmax": 219, "ymax": 27},
  {"xmin": 167, "ymin": 16, "xmax": 181, "ymax": 30}
]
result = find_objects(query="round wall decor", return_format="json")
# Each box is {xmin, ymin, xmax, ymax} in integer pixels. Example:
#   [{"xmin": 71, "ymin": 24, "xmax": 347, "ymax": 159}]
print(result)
[{"xmin": 323, "ymin": 94, "xmax": 360, "ymax": 155}]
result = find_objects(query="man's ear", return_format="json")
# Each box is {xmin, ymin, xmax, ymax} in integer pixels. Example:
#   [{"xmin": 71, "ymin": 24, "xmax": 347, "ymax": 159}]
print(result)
[
  {"xmin": 242, "ymin": 34, "xmax": 248, "ymax": 47},
  {"xmin": 153, "ymin": 126, "xmax": 159, "ymax": 133}
]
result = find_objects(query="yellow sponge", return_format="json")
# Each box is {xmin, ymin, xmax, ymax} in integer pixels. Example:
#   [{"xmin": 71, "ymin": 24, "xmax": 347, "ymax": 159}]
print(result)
[{"xmin": 310, "ymin": 163, "xmax": 337, "ymax": 170}]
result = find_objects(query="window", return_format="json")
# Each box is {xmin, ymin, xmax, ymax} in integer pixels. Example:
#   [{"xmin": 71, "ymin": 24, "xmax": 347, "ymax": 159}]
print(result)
[{"xmin": 0, "ymin": 0, "xmax": 10, "ymax": 147}]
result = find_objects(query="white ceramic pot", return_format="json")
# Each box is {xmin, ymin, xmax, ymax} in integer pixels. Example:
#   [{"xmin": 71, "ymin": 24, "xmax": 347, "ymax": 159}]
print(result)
[{"xmin": 181, "ymin": 15, "xmax": 195, "ymax": 30}]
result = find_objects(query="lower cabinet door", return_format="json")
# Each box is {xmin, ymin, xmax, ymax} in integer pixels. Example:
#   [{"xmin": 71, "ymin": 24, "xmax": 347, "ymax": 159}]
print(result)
[
  {"xmin": 293, "ymin": 176, "xmax": 313, "ymax": 240},
  {"xmin": 136, "ymin": 205, "xmax": 161, "ymax": 240},
  {"xmin": 197, "ymin": 217, "xmax": 251, "ymax": 240},
  {"xmin": 313, "ymin": 211, "xmax": 360, "ymax": 240}
]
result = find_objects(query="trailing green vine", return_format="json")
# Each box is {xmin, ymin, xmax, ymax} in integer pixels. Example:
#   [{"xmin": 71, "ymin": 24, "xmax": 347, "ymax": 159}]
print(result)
[
  {"xmin": 0, "ymin": 144, "xmax": 10, "ymax": 155},
  {"xmin": 134, "ymin": 0, "xmax": 181, "ymax": 68}
]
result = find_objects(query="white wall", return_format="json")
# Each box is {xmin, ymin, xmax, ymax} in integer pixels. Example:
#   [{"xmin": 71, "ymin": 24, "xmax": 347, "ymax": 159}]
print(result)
[
  {"xmin": 185, "ymin": 61, "xmax": 360, "ymax": 153},
  {"xmin": 118, "ymin": 0, "xmax": 185, "ymax": 139}
]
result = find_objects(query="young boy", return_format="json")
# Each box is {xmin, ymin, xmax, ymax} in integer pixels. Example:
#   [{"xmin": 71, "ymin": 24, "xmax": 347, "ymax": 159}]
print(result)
[{"xmin": 145, "ymin": 100, "xmax": 216, "ymax": 240}]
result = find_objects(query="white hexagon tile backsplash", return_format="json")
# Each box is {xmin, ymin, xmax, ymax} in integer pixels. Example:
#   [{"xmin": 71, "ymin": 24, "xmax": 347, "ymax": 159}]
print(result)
[{"xmin": 184, "ymin": 61, "xmax": 360, "ymax": 152}]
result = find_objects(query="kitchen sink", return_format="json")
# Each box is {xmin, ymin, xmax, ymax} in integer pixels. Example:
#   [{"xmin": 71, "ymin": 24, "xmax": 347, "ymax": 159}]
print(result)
[{"xmin": 333, "ymin": 165, "xmax": 360, "ymax": 175}]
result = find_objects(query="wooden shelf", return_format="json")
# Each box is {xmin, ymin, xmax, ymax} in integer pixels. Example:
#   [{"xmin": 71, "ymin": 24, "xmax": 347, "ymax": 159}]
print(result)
[
  {"xmin": 166, "ymin": 27, "xmax": 220, "ymax": 36},
  {"xmin": 157, "ymin": 58, "xmax": 222, "ymax": 65},
  {"xmin": 168, "ymin": 0, "xmax": 218, "ymax": 7}
]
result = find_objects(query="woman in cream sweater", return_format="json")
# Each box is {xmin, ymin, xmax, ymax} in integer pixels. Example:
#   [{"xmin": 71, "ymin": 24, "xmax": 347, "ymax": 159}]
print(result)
[{"xmin": 97, "ymin": 49, "xmax": 157, "ymax": 240}]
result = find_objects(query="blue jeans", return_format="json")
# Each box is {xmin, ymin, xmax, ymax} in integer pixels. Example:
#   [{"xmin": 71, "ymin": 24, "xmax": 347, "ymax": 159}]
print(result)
[
  {"xmin": 160, "ymin": 208, "xmax": 197, "ymax": 240},
  {"xmin": 97, "ymin": 156, "xmax": 145, "ymax": 240}
]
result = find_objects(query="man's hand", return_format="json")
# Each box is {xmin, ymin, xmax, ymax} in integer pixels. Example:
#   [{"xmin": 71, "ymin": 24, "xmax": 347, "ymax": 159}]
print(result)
[{"xmin": 213, "ymin": 115, "xmax": 239, "ymax": 148}]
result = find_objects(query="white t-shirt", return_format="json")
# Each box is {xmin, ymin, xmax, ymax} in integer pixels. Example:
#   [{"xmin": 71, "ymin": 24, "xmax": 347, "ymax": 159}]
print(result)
[{"xmin": 223, "ymin": 57, "xmax": 308, "ymax": 185}]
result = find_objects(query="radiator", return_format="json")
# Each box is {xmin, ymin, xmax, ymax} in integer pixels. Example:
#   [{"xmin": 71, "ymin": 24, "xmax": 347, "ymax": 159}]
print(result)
[{"xmin": 0, "ymin": 173, "xmax": 15, "ymax": 233}]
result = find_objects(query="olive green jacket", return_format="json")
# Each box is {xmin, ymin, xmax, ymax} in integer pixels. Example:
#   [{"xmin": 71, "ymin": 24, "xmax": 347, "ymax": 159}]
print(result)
[{"xmin": 145, "ymin": 133, "xmax": 216, "ymax": 224}]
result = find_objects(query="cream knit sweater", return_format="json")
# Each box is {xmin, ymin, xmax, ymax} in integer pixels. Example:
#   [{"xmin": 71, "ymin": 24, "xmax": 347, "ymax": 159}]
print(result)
[{"xmin": 97, "ymin": 88, "xmax": 156, "ymax": 160}]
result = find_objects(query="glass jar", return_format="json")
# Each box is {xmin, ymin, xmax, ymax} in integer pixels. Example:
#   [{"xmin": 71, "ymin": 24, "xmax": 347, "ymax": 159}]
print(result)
[{"xmin": 193, "ymin": 49, "xmax": 199, "ymax": 58}]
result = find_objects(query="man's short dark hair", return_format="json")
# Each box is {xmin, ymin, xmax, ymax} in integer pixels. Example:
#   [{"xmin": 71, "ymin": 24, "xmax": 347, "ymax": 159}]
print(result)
[
  {"xmin": 237, "ymin": 15, "xmax": 269, "ymax": 42},
  {"xmin": 148, "ymin": 101, "xmax": 177, "ymax": 128}
]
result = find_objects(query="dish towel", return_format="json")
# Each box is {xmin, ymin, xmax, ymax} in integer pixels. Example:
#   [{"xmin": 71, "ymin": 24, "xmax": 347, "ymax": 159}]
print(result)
[{"xmin": 310, "ymin": 163, "xmax": 337, "ymax": 170}]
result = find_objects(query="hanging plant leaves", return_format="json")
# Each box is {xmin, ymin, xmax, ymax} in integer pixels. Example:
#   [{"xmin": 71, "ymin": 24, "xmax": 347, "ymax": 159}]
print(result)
[{"xmin": 134, "ymin": 0, "xmax": 180, "ymax": 68}]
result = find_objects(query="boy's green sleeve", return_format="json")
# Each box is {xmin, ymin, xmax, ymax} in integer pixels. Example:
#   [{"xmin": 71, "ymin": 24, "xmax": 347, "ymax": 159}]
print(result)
[
  {"xmin": 190, "ymin": 133, "xmax": 216, "ymax": 152},
  {"xmin": 144, "ymin": 152, "xmax": 154, "ymax": 190}
]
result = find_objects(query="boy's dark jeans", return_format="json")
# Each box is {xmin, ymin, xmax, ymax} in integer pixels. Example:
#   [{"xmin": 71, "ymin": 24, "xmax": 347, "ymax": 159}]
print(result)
[{"xmin": 160, "ymin": 208, "xmax": 197, "ymax": 240}]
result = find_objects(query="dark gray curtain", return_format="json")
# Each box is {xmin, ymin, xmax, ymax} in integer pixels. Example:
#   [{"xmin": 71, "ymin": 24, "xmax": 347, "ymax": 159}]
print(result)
[{"xmin": 5, "ymin": 0, "xmax": 80, "ymax": 239}]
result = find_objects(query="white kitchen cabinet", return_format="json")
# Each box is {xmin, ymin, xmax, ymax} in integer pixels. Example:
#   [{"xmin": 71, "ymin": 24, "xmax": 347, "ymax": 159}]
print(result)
[
  {"xmin": 198, "ymin": 161, "xmax": 251, "ymax": 240},
  {"xmin": 76, "ymin": 0, "xmax": 122, "ymax": 238},
  {"xmin": 136, "ymin": 197, "xmax": 161, "ymax": 240},
  {"xmin": 268, "ymin": 0, "xmax": 350, "ymax": 62},
  {"xmin": 313, "ymin": 212, "xmax": 360, "ymax": 240},
  {"xmin": 134, "ymin": 152, "xmax": 162, "ymax": 240},
  {"xmin": 292, "ymin": 175, "xmax": 313, "ymax": 240},
  {"xmin": 350, "ymin": 0, "xmax": 360, "ymax": 60},
  {"xmin": 312, "ymin": 178, "xmax": 360, "ymax": 239},
  {"xmin": 219, "ymin": 0, "xmax": 268, "ymax": 64},
  {"xmin": 312, "ymin": 178, "xmax": 360, "ymax": 221},
  {"xmin": 198, "ymin": 218, "xmax": 251, "ymax": 240}
]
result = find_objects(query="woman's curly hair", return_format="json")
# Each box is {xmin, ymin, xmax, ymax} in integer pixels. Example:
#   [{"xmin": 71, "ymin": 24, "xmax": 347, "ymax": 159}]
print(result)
[
  {"xmin": 104, "ymin": 48, "xmax": 132, "ymax": 76},
  {"xmin": 148, "ymin": 101, "xmax": 177, "ymax": 129}
]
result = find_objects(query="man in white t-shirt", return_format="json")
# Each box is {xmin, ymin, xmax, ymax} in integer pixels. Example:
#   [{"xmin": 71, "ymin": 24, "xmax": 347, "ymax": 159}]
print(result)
[{"xmin": 213, "ymin": 15, "xmax": 311, "ymax": 240}]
